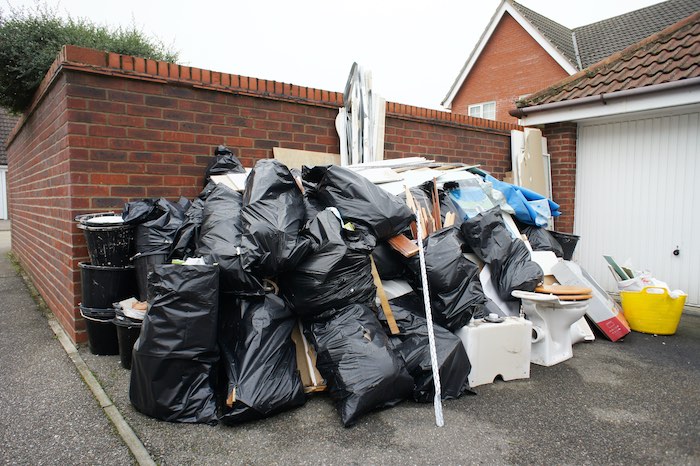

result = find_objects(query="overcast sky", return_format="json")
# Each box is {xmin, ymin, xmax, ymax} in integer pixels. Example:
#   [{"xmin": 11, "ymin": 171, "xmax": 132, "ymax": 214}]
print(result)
[{"xmin": 3, "ymin": 0, "xmax": 662, "ymax": 109}]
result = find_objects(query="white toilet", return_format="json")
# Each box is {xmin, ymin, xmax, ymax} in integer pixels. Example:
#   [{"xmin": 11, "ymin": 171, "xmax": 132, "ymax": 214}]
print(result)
[{"xmin": 512, "ymin": 290, "xmax": 590, "ymax": 367}]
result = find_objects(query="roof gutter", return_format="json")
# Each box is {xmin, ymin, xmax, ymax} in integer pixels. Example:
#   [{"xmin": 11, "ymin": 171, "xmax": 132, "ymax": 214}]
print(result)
[{"xmin": 509, "ymin": 76, "xmax": 700, "ymax": 119}]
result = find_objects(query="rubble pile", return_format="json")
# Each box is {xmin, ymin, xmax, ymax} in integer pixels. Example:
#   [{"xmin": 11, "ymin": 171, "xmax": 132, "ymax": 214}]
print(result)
[{"xmin": 78, "ymin": 144, "xmax": 666, "ymax": 428}]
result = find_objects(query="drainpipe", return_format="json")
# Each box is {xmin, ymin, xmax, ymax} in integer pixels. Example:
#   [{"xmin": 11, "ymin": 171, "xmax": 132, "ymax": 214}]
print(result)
[{"xmin": 509, "ymin": 76, "xmax": 700, "ymax": 118}]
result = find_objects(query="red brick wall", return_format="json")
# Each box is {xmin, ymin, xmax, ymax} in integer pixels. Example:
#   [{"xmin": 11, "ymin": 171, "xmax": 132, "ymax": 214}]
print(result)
[
  {"xmin": 385, "ymin": 118, "xmax": 510, "ymax": 171},
  {"xmin": 7, "ymin": 73, "xmax": 84, "ymax": 339},
  {"xmin": 6, "ymin": 46, "xmax": 519, "ymax": 342},
  {"xmin": 543, "ymin": 122, "xmax": 577, "ymax": 233},
  {"xmin": 451, "ymin": 13, "xmax": 570, "ymax": 123}
]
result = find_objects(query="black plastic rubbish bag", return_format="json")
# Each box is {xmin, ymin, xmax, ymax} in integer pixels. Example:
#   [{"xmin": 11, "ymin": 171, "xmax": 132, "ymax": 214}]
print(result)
[
  {"xmin": 304, "ymin": 165, "xmax": 414, "ymax": 240},
  {"xmin": 378, "ymin": 294, "xmax": 472, "ymax": 402},
  {"xmin": 291, "ymin": 167, "xmax": 325, "ymax": 221},
  {"xmin": 518, "ymin": 223, "xmax": 564, "ymax": 258},
  {"xmin": 218, "ymin": 293, "xmax": 306, "ymax": 425},
  {"xmin": 282, "ymin": 209, "xmax": 376, "ymax": 318},
  {"xmin": 170, "ymin": 197, "xmax": 205, "ymax": 261},
  {"xmin": 122, "ymin": 198, "xmax": 189, "ymax": 256},
  {"xmin": 407, "ymin": 227, "xmax": 494, "ymax": 331},
  {"xmin": 371, "ymin": 241, "xmax": 406, "ymax": 281},
  {"xmin": 305, "ymin": 304, "xmax": 413, "ymax": 427},
  {"xmin": 204, "ymin": 145, "xmax": 245, "ymax": 184},
  {"xmin": 241, "ymin": 159, "xmax": 313, "ymax": 277},
  {"xmin": 129, "ymin": 264, "xmax": 219, "ymax": 425},
  {"xmin": 440, "ymin": 183, "xmax": 465, "ymax": 227},
  {"xmin": 197, "ymin": 183, "xmax": 264, "ymax": 295},
  {"xmin": 122, "ymin": 198, "xmax": 160, "ymax": 225},
  {"xmin": 461, "ymin": 208, "xmax": 544, "ymax": 301}
]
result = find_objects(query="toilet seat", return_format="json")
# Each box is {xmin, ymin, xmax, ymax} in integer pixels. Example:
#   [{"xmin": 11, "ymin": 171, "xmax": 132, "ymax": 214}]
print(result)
[{"xmin": 535, "ymin": 285, "xmax": 592, "ymax": 295}]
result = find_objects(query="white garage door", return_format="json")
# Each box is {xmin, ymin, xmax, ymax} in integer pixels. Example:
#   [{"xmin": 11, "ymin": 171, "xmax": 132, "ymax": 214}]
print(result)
[{"xmin": 575, "ymin": 108, "xmax": 700, "ymax": 307}]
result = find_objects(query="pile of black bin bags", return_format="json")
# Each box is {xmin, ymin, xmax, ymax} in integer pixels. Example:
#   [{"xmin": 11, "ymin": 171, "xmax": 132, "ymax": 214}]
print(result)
[{"xmin": 128, "ymin": 152, "xmax": 545, "ymax": 427}]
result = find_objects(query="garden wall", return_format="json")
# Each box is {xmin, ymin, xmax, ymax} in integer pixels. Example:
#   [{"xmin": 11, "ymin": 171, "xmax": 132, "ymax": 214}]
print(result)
[{"xmin": 7, "ymin": 45, "xmax": 525, "ymax": 341}]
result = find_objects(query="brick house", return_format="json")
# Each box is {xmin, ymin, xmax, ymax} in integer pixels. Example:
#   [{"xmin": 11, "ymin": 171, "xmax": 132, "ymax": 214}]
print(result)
[
  {"xmin": 512, "ymin": 12, "xmax": 700, "ymax": 306},
  {"xmin": 442, "ymin": 0, "xmax": 700, "ymax": 123}
]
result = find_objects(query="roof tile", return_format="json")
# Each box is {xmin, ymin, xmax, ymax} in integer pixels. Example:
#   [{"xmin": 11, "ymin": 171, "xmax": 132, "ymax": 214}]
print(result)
[
  {"xmin": 517, "ymin": 12, "xmax": 700, "ymax": 108},
  {"xmin": 573, "ymin": 0, "xmax": 700, "ymax": 68},
  {"xmin": 0, "ymin": 108, "xmax": 20, "ymax": 165}
]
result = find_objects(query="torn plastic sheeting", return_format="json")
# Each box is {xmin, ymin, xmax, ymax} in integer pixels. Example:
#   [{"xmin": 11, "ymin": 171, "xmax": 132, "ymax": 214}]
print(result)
[
  {"xmin": 461, "ymin": 208, "xmax": 544, "ymax": 301},
  {"xmin": 445, "ymin": 178, "xmax": 497, "ymax": 221},
  {"xmin": 204, "ymin": 145, "xmax": 245, "ymax": 184},
  {"xmin": 241, "ymin": 159, "xmax": 313, "ymax": 277},
  {"xmin": 197, "ymin": 183, "xmax": 264, "ymax": 295},
  {"xmin": 305, "ymin": 303, "xmax": 413, "ymax": 427},
  {"xmin": 407, "ymin": 226, "xmax": 496, "ymax": 331},
  {"xmin": 378, "ymin": 293, "xmax": 473, "ymax": 403},
  {"xmin": 518, "ymin": 223, "xmax": 564, "ymax": 258},
  {"xmin": 219, "ymin": 292, "xmax": 306, "ymax": 425},
  {"xmin": 303, "ymin": 165, "xmax": 414, "ymax": 240},
  {"xmin": 483, "ymin": 174, "xmax": 559, "ymax": 227},
  {"xmin": 129, "ymin": 263, "xmax": 219, "ymax": 425},
  {"xmin": 282, "ymin": 209, "xmax": 376, "ymax": 318}
]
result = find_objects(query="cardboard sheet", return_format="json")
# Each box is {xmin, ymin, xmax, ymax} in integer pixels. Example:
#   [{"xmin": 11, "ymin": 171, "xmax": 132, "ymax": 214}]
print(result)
[{"xmin": 273, "ymin": 147, "xmax": 340, "ymax": 170}]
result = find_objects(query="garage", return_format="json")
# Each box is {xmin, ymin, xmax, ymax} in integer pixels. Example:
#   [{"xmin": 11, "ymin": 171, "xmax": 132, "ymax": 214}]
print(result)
[
  {"xmin": 574, "ymin": 108, "xmax": 700, "ymax": 306},
  {"xmin": 512, "ymin": 14, "xmax": 700, "ymax": 307}
]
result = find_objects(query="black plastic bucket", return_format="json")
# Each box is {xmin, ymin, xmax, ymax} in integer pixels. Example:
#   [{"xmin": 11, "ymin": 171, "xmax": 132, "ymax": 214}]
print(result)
[
  {"xmin": 113, "ymin": 309, "xmax": 143, "ymax": 369},
  {"xmin": 79, "ymin": 262, "xmax": 137, "ymax": 309},
  {"xmin": 80, "ymin": 305, "xmax": 119, "ymax": 355},
  {"xmin": 134, "ymin": 253, "xmax": 169, "ymax": 301},
  {"xmin": 550, "ymin": 231, "xmax": 580, "ymax": 261},
  {"xmin": 76, "ymin": 213, "xmax": 135, "ymax": 267}
]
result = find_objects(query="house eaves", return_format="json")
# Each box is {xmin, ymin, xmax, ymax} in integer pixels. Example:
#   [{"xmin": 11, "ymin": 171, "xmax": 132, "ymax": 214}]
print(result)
[
  {"xmin": 441, "ymin": 0, "xmax": 579, "ymax": 110},
  {"xmin": 511, "ymin": 12, "xmax": 700, "ymax": 126}
]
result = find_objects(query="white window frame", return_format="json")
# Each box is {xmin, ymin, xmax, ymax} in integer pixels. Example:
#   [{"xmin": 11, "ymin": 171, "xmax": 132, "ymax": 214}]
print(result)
[{"xmin": 468, "ymin": 101, "xmax": 496, "ymax": 120}]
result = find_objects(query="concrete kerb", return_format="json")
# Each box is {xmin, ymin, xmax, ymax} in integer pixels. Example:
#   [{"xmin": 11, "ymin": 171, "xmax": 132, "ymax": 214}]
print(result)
[{"xmin": 10, "ymin": 251, "xmax": 156, "ymax": 466}]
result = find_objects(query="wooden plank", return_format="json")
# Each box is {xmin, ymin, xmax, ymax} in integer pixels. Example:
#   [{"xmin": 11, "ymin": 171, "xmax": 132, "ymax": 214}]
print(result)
[
  {"xmin": 432, "ymin": 178, "xmax": 442, "ymax": 230},
  {"xmin": 444, "ymin": 211, "xmax": 455, "ymax": 228},
  {"xmin": 370, "ymin": 256, "xmax": 400, "ymax": 335},
  {"xmin": 518, "ymin": 128, "xmax": 548, "ymax": 196},
  {"xmin": 226, "ymin": 387, "xmax": 236, "ymax": 407},
  {"xmin": 294, "ymin": 176, "xmax": 305, "ymax": 193},
  {"xmin": 388, "ymin": 234, "xmax": 419, "ymax": 258},
  {"xmin": 404, "ymin": 185, "xmax": 418, "ymax": 239},
  {"xmin": 421, "ymin": 207, "xmax": 433, "ymax": 236},
  {"xmin": 291, "ymin": 322, "xmax": 327, "ymax": 394},
  {"xmin": 273, "ymin": 147, "xmax": 340, "ymax": 170}
]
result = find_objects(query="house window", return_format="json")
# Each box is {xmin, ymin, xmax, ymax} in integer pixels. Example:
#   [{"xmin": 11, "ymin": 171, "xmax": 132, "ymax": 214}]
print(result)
[{"xmin": 468, "ymin": 101, "xmax": 496, "ymax": 120}]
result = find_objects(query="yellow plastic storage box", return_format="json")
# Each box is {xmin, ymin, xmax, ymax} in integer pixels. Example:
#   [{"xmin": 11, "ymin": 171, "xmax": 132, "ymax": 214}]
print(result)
[{"xmin": 620, "ymin": 287, "xmax": 686, "ymax": 335}]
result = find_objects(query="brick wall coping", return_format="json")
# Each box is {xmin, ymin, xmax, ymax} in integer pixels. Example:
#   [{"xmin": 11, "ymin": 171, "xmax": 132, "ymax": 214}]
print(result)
[{"xmin": 8, "ymin": 45, "xmax": 521, "ymax": 145}]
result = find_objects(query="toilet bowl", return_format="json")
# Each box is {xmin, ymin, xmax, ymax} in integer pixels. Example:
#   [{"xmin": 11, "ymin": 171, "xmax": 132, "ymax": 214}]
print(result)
[{"xmin": 512, "ymin": 290, "xmax": 589, "ymax": 367}]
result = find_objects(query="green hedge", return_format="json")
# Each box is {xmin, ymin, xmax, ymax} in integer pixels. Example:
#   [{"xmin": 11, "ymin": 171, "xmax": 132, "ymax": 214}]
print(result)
[{"xmin": 0, "ymin": 5, "xmax": 178, "ymax": 113}]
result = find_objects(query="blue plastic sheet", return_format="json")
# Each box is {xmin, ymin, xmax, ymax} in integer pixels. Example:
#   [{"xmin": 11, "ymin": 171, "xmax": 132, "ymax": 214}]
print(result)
[{"xmin": 483, "ymin": 175, "xmax": 560, "ymax": 227}]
